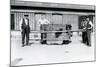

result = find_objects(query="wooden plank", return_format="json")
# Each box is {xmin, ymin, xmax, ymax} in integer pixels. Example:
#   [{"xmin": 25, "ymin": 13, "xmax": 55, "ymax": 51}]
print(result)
[
  {"xmin": 30, "ymin": 30, "xmax": 85, "ymax": 33},
  {"xmin": 11, "ymin": 9, "xmax": 95, "ymax": 15}
]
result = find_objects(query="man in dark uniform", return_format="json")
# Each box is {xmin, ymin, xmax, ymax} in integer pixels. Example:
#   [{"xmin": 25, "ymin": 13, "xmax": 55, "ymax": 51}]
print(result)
[
  {"xmin": 85, "ymin": 18, "xmax": 93, "ymax": 46},
  {"xmin": 82, "ymin": 20, "xmax": 87, "ymax": 43},
  {"xmin": 20, "ymin": 15, "xmax": 30, "ymax": 47},
  {"xmin": 82, "ymin": 18, "xmax": 93, "ymax": 46}
]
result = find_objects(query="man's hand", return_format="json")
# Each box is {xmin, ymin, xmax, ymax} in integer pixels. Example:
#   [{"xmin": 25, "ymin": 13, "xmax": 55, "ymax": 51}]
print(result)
[{"xmin": 20, "ymin": 29, "xmax": 22, "ymax": 32}]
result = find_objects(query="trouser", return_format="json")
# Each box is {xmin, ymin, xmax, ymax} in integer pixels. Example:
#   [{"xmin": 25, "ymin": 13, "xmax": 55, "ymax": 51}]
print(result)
[
  {"xmin": 86, "ymin": 31, "xmax": 91, "ymax": 46},
  {"xmin": 82, "ymin": 32, "xmax": 87, "ymax": 43},
  {"xmin": 21, "ymin": 29, "xmax": 29, "ymax": 45},
  {"xmin": 41, "ymin": 33, "xmax": 47, "ymax": 44},
  {"xmin": 41, "ymin": 33, "xmax": 47, "ymax": 39},
  {"xmin": 40, "ymin": 24, "xmax": 47, "ymax": 44}
]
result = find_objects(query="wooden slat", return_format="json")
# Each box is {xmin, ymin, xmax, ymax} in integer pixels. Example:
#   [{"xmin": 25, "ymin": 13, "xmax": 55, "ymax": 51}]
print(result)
[
  {"xmin": 14, "ymin": 13, "xmax": 17, "ymax": 30},
  {"xmin": 11, "ymin": 10, "xmax": 95, "ymax": 15},
  {"xmin": 29, "ymin": 38, "xmax": 69, "ymax": 41},
  {"xmin": 30, "ymin": 30, "xmax": 85, "ymax": 33},
  {"xmin": 52, "ymin": 14, "xmax": 63, "ymax": 24}
]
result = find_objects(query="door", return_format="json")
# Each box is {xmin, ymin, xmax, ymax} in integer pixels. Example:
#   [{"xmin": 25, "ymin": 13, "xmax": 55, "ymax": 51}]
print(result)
[{"xmin": 11, "ymin": 14, "xmax": 15, "ymax": 30}]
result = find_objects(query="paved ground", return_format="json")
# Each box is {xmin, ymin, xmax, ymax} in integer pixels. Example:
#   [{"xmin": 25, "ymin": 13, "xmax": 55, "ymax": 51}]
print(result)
[{"xmin": 11, "ymin": 32, "xmax": 95, "ymax": 66}]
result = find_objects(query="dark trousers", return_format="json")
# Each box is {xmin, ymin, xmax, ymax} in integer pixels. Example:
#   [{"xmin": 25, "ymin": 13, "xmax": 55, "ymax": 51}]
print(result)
[
  {"xmin": 21, "ymin": 29, "xmax": 29, "ymax": 45},
  {"xmin": 82, "ymin": 31, "xmax": 91, "ymax": 46},
  {"xmin": 82, "ymin": 32, "xmax": 87, "ymax": 43},
  {"xmin": 86, "ymin": 31, "xmax": 91, "ymax": 46},
  {"xmin": 41, "ymin": 33, "xmax": 47, "ymax": 44}
]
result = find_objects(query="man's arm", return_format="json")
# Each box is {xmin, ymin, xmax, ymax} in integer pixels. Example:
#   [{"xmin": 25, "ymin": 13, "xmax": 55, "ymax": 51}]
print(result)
[
  {"xmin": 88, "ymin": 21, "xmax": 93, "ymax": 29},
  {"xmin": 82, "ymin": 22, "xmax": 86, "ymax": 29},
  {"xmin": 46, "ymin": 19, "xmax": 50, "ymax": 24}
]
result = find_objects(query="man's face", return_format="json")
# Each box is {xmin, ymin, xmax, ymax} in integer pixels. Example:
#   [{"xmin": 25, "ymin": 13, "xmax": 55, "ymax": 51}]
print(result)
[
  {"xmin": 86, "ymin": 18, "xmax": 89, "ymax": 21},
  {"xmin": 41, "ymin": 15, "xmax": 45, "ymax": 19},
  {"xmin": 24, "ymin": 16, "xmax": 28, "ymax": 19}
]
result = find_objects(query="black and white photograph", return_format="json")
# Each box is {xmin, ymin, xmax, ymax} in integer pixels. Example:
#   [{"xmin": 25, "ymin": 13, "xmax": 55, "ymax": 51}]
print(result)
[{"xmin": 10, "ymin": 0, "xmax": 95, "ymax": 66}]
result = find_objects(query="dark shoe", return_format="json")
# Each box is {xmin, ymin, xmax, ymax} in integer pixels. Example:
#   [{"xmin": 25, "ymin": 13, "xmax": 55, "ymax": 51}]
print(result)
[
  {"xmin": 87, "ymin": 44, "xmax": 91, "ymax": 47},
  {"xmin": 86, "ymin": 42, "xmax": 91, "ymax": 47},
  {"xmin": 41, "ymin": 40, "xmax": 47, "ymax": 44},
  {"xmin": 21, "ymin": 45, "xmax": 24, "ymax": 47},
  {"xmin": 26, "ymin": 44, "xmax": 29, "ymax": 46},
  {"xmin": 62, "ymin": 40, "xmax": 71, "ymax": 44},
  {"xmin": 82, "ymin": 41, "xmax": 86, "ymax": 43}
]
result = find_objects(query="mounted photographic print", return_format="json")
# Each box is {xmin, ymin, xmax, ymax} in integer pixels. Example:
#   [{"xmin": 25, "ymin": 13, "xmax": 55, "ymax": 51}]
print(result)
[{"xmin": 10, "ymin": 0, "xmax": 96, "ymax": 66}]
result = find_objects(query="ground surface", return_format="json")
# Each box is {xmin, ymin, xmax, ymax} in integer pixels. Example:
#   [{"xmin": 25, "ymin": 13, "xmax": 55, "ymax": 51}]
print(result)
[{"xmin": 11, "ymin": 32, "xmax": 95, "ymax": 66}]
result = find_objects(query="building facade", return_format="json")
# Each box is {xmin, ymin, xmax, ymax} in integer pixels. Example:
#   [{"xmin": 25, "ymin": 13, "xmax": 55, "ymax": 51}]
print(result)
[{"xmin": 10, "ymin": 0, "xmax": 95, "ymax": 31}]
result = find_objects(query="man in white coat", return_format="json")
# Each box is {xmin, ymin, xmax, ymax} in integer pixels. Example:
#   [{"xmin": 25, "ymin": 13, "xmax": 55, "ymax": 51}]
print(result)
[{"xmin": 37, "ymin": 14, "xmax": 50, "ymax": 44}]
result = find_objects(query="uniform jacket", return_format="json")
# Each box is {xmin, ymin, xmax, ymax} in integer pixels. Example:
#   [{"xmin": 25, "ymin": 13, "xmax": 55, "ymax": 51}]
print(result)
[{"xmin": 21, "ymin": 18, "xmax": 30, "ymax": 33}]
